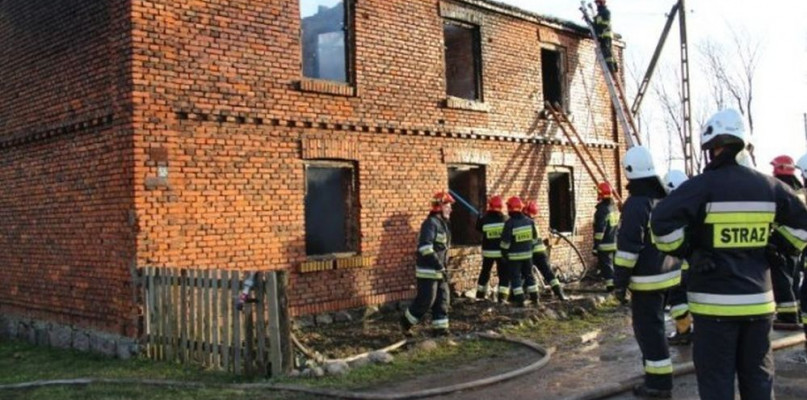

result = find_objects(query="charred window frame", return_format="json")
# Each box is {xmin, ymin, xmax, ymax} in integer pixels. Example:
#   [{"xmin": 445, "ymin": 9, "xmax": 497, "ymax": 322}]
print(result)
[
  {"xmin": 443, "ymin": 20, "xmax": 483, "ymax": 101},
  {"xmin": 541, "ymin": 47, "xmax": 567, "ymax": 111},
  {"xmin": 300, "ymin": 0, "xmax": 353, "ymax": 83},
  {"xmin": 548, "ymin": 168, "xmax": 575, "ymax": 233},
  {"xmin": 304, "ymin": 161, "xmax": 360, "ymax": 256},
  {"xmin": 448, "ymin": 164, "xmax": 486, "ymax": 246}
]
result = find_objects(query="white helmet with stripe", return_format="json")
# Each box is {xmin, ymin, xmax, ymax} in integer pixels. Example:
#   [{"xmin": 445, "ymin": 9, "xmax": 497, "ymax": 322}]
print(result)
[{"xmin": 663, "ymin": 170, "xmax": 688, "ymax": 193}]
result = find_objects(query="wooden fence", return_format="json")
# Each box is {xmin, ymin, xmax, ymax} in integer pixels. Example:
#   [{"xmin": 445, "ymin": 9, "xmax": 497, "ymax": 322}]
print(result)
[{"xmin": 138, "ymin": 267, "xmax": 292, "ymax": 377}]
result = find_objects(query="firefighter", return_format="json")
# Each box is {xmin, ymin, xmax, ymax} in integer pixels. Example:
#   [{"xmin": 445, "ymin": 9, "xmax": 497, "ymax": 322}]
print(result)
[
  {"xmin": 795, "ymin": 152, "xmax": 807, "ymax": 348},
  {"xmin": 613, "ymin": 145, "xmax": 678, "ymax": 399},
  {"xmin": 593, "ymin": 0, "xmax": 618, "ymax": 73},
  {"xmin": 768, "ymin": 155, "xmax": 804, "ymax": 330},
  {"xmin": 593, "ymin": 182, "xmax": 618, "ymax": 292},
  {"xmin": 500, "ymin": 196, "xmax": 533, "ymax": 307},
  {"xmin": 401, "ymin": 191, "xmax": 455, "ymax": 337},
  {"xmin": 651, "ymin": 109, "xmax": 807, "ymax": 400},
  {"xmin": 525, "ymin": 200, "xmax": 567, "ymax": 301},
  {"xmin": 662, "ymin": 170, "xmax": 693, "ymax": 346},
  {"xmin": 475, "ymin": 195, "xmax": 508, "ymax": 301}
]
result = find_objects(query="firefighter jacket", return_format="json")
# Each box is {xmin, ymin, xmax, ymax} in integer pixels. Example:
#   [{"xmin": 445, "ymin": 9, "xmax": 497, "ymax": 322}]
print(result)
[
  {"xmin": 476, "ymin": 211, "xmax": 506, "ymax": 259},
  {"xmin": 651, "ymin": 152, "xmax": 807, "ymax": 319},
  {"xmin": 614, "ymin": 178, "xmax": 680, "ymax": 292},
  {"xmin": 593, "ymin": 199, "xmax": 619, "ymax": 252},
  {"xmin": 594, "ymin": 4, "xmax": 613, "ymax": 39},
  {"xmin": 415, "ymin": 212, "xmax": 451, "ymax": 280},
  {"xmin": 500, "ymin": 212, "xmax": 536, "ymax": 261},
  {"xmin": 525, "ymin": 216, "xmax": 552, "ymax": 274}
]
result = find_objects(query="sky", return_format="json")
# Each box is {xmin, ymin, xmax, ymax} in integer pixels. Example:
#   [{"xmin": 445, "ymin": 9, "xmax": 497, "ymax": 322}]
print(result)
[{"xmin": 499, "ymin": 0, "xmax": 807, "ymax": 175}]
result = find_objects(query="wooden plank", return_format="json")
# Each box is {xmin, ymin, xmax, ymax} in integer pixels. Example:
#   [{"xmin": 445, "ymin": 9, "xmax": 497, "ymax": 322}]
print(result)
[
  {"xmin": 211, "ymin": 269, "xmax": 220, "ymax": 369},
  {"xmin": 196, "ymin": 268, "xmax": 204, "ymax": 363},
  {"xmin": 146, "ymin": 266, "xmax": 156, "ymax": 359},
  {"xmin": 165, "ymin": 268, "xmax": 175, "ymax": 362},
  {"xmin": 203, "ymin": 269, "xmax": 211, "ymax": 367},
  {"xmin": 158, "ymin": 268, "xmax": 167, "ymax": 361},
  {"xmin": 189, "ymin": 269, "xmax": 197, "ymax": 362},
  {"xmin": 244, "ymin": 301, "xmax": 254, "ymax": 377},
  {"xmin": 255, "ymin": 273, "xmax": 267, "ymax": 376},
  {"xmin": 221, "ymin": 270, "xmax": 230, "ymax": 372},
  {"xmin": 232, "ymin": 270, "xmax": 241, "ymax": 375},
  {"xmin": 276, "ymin": 270, "xmax": 293, "ymax": 374},
  {"xmin": 180, "ymin": 269, "xmax": 188, "ymax": 363},
  {"xmin": 266, "ymin": 271, "xmax": 284, "ymax": 376}
]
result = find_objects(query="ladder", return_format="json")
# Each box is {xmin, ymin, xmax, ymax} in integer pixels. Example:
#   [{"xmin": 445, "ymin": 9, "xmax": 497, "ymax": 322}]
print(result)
[
  {"xmin": 546, "ymin": 101, "xmax": 623, "ymax": 206},
  {"xmin": 579, "ymin": 1, "xmax": 642, "ymax": 149}
]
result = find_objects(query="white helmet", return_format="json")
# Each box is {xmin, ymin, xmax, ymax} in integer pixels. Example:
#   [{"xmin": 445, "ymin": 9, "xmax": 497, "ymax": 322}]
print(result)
[
  {"xmin": 663, "ymin": 170, "xmax": 688, "ymax": 193},
  {"xmin": 701, "ymin": 109, "xmax": 747, "ymax": 150},
  {"xmin": 623, "ymin": 146, "xmax": 658, "ymax": 180},
  {"xmin": 796, "ymin": 153, "xmax": 807, "ymax": 178}
]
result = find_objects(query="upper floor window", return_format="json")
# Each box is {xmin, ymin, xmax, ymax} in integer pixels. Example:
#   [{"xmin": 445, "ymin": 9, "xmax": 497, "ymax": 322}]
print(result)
[
  {"xmin": 300, "ymin": 0, "xmax": 350, "ymax": 83},
  {"xmin": 541, "ymin": 47, "xmax": 566, "ymax": 110},
  {"xmin": 444, "ymin": 20, "xmax": 482, "ymax": 101}
]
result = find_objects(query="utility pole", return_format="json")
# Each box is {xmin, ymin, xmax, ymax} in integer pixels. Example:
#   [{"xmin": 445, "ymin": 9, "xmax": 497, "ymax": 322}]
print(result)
[
  {"xmin": 678, "ymin": 0, "xmax": 694, "ymax": 176},
  {"xmin": 803, "ymin": 113, "xmax": 807, "ymax": 145}
]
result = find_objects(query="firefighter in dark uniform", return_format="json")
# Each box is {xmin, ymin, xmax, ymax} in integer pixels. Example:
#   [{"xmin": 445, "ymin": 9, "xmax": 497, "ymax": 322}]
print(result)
[
  {"xmin": 500, "ymin": 196, "xmax": 533, "ymax": 307},
  {"xmin": 663, "ymin": 170, "xmax": 693, "ymax": 346},
  {"xmin": 475, "ymin": 195, "xmax": 508, "ymax": 301},
  {"xmin": 797, "ymin": 152, "xmax": 807, "ymax": 351},
  {"xmin": 593, "ymin": 182, "xmax": 619, "ymax": 292},
  {"xmin": 593, "ymin": 0, "xmax": 618, "ymax": 73},
  {"xmin": 614, "ymin": 145, "xmax": 678, "ymax": 399},
  {"xmin": 401, "ymin": 191, "xmax": 455, "ymax": 337},
  {"xmin": 651, "ymin": 109, "xmax": 807, "ymax": 400},
  {"xmin": 525, "ymin": 200, "xmax": 567, "ymax": 301},
  {"xmin": 768, "ymin": 155, "xmax": 804, "ymax": 330}
]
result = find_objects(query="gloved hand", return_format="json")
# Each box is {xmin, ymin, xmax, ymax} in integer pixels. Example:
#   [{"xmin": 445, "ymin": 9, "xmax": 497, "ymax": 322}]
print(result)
[
  {"xmin": 591, "ymin": 249, "xmax": 598, "ymax": 257},
  {"xmin": 765, "ymin": 245, "xmax": 787, "ymax": 268},
  {"xmin": 690, "ymin": 250, "xmax": 717, "ymax": 273},
  {"xmin": 614, "ymin": 287, "xmax": 629, "ymax": 305}
]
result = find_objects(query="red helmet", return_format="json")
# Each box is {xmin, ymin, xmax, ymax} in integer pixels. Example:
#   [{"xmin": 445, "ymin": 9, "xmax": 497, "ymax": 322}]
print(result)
[
  {"xmin": 430, "ymin": 191, "xmax": 455, "ymax": 212},
  {"xmin": 524, "ymin": 200, "xmax": 539, "ymax": 217},
  {"xmin": 771, "ymin": 155, "xmax": 796, "ymax": 177},
  {"xmin": 597, "ymin": 182, "xmax": 613, "ymax": 200},
  {"xmin": 487, "ymin": 195, "xmax": 504, "ymax": 212},
  {"xmin": 506, "ymin": 196, "xmax": 524, "ymax": 212}
]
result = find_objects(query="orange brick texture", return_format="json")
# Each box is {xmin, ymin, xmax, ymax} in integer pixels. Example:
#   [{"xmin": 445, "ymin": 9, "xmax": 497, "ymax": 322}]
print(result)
[{"xmin": 1, "ymin": 0, "xmax": 626, "ymax": 336}]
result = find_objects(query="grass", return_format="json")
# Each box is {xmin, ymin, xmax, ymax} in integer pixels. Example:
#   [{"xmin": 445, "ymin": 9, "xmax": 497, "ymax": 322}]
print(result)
[
  {"xmin": 502, "ymin": 298, "xmax": 631, "ymax": 348},
  {"xmin": 0, "ymin": 337, "xmax": 518, "ymax": 399},
  {"xmin": 280, "ymin": 338, "xmax": 519, "ymax": 389}
]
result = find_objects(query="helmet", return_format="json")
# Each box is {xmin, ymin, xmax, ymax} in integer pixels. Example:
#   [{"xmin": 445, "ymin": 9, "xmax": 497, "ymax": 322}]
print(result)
[
  {"xmin": 597, "ymin": 182, "xmax": 613, "ymax": 200},
  {"xmin": 771, "ymin": 155, "xmax": 796, "ymax": 177},
  {"xmin": 487, "ymin": 195, "xmax": 504, "ymax": 212},
  {"xmin": 623, "ymin": 146, "xmax": 658, "ymax": 180},
  {"xmin": 663, "ymin": 170, "xmax": 688, "ymax": 193},
  {"xmin": 506, "ymin": 196, "xmax": 524, "ymax": 212},
  {"xmin": 701, "ymin": 109, "xmax": 747, "ymax": 150},
  {"xmin": 430, "ymin": 191, "xmax": 455, "ymax": 212},
  {"xmin": 524, "ymin": 200, "xmax": 539, "ymax": 217},
  {"xmin": 796, "ymin": 153, "xmax": 807, "ymax": 178}
]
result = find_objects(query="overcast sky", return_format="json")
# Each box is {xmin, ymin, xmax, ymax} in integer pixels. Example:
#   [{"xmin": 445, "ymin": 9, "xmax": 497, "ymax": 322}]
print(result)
[{"xmin": 499, "ymin": 0, "xmax": 807, "ymax": 174}]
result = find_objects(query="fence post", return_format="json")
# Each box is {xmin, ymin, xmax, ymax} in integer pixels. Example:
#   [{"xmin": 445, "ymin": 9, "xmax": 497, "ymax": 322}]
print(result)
[{"xmin": 267, "ymin": 270, "xmax": 292, "ymax": 376}]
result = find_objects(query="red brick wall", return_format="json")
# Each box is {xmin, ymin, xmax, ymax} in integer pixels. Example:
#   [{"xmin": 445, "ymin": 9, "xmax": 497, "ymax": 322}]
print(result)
[
  {"xmin": 0, "ymin": 1, "xmax": 136, "ymax": 335},
  {"xmin": 132, "ymin": 0, "xmax": 625, "ymax": 317}
]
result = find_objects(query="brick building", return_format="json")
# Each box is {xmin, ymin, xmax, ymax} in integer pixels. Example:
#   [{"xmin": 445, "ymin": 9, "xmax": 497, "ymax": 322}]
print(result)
[{"xmin": 0, "ymin": 0, "xmax": 625, "ymax": 347}]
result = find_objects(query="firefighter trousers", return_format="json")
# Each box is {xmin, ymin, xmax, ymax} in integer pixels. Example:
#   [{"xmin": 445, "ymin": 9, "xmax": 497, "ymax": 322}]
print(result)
[
  {"xmin": 520, "ymin": 262, "xmax": 539, "ymax": 300},
  {"xmin": 534, "ymin": 258, "xmax": 559, "ymax": 288},
  {"xmin": 405, "ymin": 278, "xmax": 450, "ymax": 330},
  {"xmin": 597, "ymin": 251, "xmax": 615, "ymax": 288},
  {"xmin": 631, "ymin": 291, "xmax": 673, "ymax": 391},
  {"xmin": 692, "ymin": 316, "xmax": 773, "ymax": 400},
  {"xmin": 476, "ymin": 257, "xmax": 508, "ymax": 296},
  {"xmin": 506, "ymin": 259, "xmax": 528, "ymax": 305},
  {"xmin": 772, "ymin": 255, "xmax": 799, "ymax": 321}
]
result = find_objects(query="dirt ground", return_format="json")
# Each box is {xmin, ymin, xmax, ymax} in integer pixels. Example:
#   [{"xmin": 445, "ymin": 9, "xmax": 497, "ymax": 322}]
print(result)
[{"xmin": 295, "ymin": 281, "xmax": 613, "ymax": 360}]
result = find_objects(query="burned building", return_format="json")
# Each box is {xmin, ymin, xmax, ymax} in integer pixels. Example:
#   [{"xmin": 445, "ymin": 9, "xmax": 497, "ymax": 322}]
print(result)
[{"xmin": 0, "ymin": 0, "xmax": 625, "ymax": 348}]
